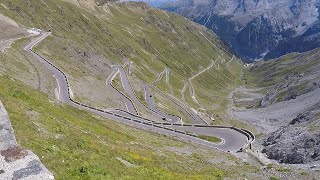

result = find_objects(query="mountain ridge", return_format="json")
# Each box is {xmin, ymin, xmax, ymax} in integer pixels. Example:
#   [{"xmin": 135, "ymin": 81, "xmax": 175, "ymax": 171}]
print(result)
[{"xmin": 161, "ymin": 0, "xmax": 320, "ymax": 61}]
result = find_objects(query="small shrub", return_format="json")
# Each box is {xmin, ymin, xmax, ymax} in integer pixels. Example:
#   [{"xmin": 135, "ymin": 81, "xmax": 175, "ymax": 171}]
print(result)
[
  {"xmin": 270, "ymin": 176, "xmax": 279, "ymax": 180},
  {"xmin": 300, "ymin": 171, "xmax": 308, "ymax": 176},
  {"xmin": 79, "ymin": 166, "xmax": 88, "ymax": 174},
  {"xmin": 212, "ymin": 169, "xmax": 224, "ymax": 180}
]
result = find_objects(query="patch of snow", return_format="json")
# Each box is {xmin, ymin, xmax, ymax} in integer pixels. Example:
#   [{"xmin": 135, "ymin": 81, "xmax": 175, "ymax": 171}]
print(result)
[{"xmin": 27, "ymin": 28, "xmax": 41, "ymax": 35}]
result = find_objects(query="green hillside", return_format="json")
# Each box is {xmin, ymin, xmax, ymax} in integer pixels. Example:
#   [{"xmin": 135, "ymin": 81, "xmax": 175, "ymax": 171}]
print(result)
[
  {"xmin": 0, "ymin": 0, "xmax": 242, "ymax": 122},
  {"xmin": 0, "ymin": 75, "xmax": 255, "ymax": 179},
  {"xmin": 0, "ymin": 0, "xmax": 318, "ymax": 179},
  {"xmin": 245, "ymin": 48, "xmax": 320, "ymax": 104}
]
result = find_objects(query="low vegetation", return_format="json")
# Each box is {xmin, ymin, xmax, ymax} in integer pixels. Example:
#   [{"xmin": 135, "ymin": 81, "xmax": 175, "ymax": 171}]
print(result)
[
  {"xmin": 198, "ymin": 135, "xmax": 222, "ymax": 143},
  {"xmin": 0, "ymin": 0, "xmax": 242, "ymax": 124},
  {"xmin": 0, "ymin": 75, "xmax": 263, "ymax": 179},
  {"xmin": 1, "ymin": 0, "xmax": 317, "ymax": 179},
  {"xmin": 242, "ymin": 48, "xmax": 320, "ymax": 107}
]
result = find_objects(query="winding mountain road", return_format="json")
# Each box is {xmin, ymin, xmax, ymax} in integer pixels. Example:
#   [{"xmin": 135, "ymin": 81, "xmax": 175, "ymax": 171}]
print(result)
[
  {"xmin": 106, "ymin": 68, "xmax": 138, "ymax": 115},
  {"xmin": 25, "ymin": 32, "xmax": 252, "ymax": 152},
  {"xmin": 109, "ymin": 65, "xmax": 180, "ymax": 123},
  {"xmin": 140, "ymin": 80, "xmax": 181, "ymax": 123},
  {"xmin": 151, "ymin": 68, "xmax": 174, "ymax": 95}
]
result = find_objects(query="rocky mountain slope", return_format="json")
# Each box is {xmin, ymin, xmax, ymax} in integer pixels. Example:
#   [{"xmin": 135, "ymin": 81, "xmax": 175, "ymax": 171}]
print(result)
[
  {"xmin": 262, "ymin": 107, "xmax": 320, "ymax": 164},
  {"xmin": 230, "ymin": 48, "xmax": 320, "ymax": 165},
  {"xmin": 129, "ymin": 0, "xmax": 177, "ymax": 7},
  {"xmin": 162, "ymin": 0, "xmax": 320, "ymax": 61}
]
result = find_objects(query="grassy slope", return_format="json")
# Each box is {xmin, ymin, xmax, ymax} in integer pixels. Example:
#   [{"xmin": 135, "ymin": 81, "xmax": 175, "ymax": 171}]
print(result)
[
  {"xmin": 2, "ymin": 72, "xmax": 313, "ymax": 179},
  {"xmin": 246, "ymin": 49, "xmax": 320, "ymax": 87},
  {"xmin": 0, "ymin": 12, "xmax": 26, "ymax": 40},
  {"xmin": 245, "ymin": 48, "xmax": 320, "ymax": 102},
  {"xmin": 0, "ymin": 1, "xmax": 317, "ymax": 179},
  {"xmin": 0, "ymin": 0, "xmax": 242, "ymax": 122},
  {"xmin": 198, "ymin": 135, "xmax": 222, "ymax": 143},
  {"xmin": 0, "ymin": 36, "xmax": 57, "ymax": 96},
  {"xmin": 0, "ymin": 75, "xmax": 265, "ymax": 179},
  {"xmin": 0, "ymin": 17, "xmax": 253, "ymax": 178}
]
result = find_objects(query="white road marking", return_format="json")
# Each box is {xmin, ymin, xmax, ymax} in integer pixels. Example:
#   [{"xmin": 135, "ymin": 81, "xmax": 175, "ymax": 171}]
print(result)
[{"xmin": 54, "ymin": 75, "xmax": 61, "ymax": 101}]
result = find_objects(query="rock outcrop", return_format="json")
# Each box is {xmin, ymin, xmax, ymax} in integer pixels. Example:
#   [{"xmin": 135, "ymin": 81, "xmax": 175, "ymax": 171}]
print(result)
[
  {"xmin": 0, "ymin": 101, "xmax": 54, "ymax": 180},
  {"xmin": 262, "ymin": 105, "xmax": 320, "ymax": 164},
  {"xmin": 232, "ymin": 48, "xmax": 320, "ymax": 164}
]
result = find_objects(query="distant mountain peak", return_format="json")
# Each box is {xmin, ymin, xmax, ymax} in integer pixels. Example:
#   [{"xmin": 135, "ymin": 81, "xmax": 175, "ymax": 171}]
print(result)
[{"xmin": 161, "ymin": 0, "xmax": 320, "ymax": 61}]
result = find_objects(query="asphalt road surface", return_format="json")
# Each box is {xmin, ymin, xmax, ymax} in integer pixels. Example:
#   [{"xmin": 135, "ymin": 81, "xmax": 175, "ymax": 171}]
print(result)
[
  {"xmin": 106, "ymin": 68, "xmax": 138, "ymax": 115},
  {"xmin": 25, "ymin": 32, "xmax": 251, "ymax": 152},
  {"xmin": 140, "ymin": 80, "xmax": 181, "ymax": 123}
]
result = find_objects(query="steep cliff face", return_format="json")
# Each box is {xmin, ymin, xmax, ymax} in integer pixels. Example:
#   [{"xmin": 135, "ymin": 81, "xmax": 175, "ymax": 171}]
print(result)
[
  {"xmin": 265, "ymin": 20, "xmax": 320, "ymax": 59},
  {"xmin": 162, "ymin": 0, "xmax": 320, "ymax": 61}
]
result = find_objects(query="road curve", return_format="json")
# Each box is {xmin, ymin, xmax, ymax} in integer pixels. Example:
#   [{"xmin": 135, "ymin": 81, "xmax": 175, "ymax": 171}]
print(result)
[
  {"xmin": 152, "ymin": 86, "xmax": 207, "ymax": 125},
  {"xmin": 25, "ymin": 33, "xmax": 69, "ymax": 103},
  {"xmin": 169, "ymin": 125, "xmax": 247, "ymax": 151},
  {"xmin": 106, "ymin": 68, "xmax": 138, "ymax": 115},
  {"xmin": 25, "ymin": 32, "xmax": 252, "ymax": 152},
  {"xmin": 111, "ymin": 65, "xmax": 181, "ymax": 123},
  {"xmin": 140, "ymin": 80, "xmax": 181, "ymax": 123}
]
